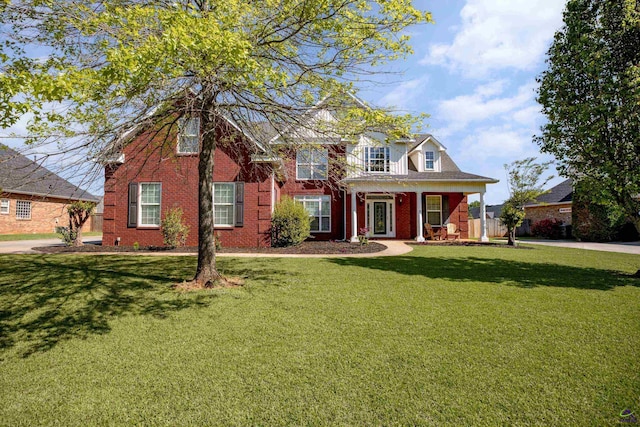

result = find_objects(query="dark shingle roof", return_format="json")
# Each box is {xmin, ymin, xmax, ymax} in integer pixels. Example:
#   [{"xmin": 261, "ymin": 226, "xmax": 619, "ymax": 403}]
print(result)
[
  {"xmin": 344, "ymin": 170, "xmax": 498, "ymax": 183},
  {"xmin": 529, "ymin": 179, "xmax": 573, "ymax": 205},
  {"xmin": 469, "ymin": 204, "xmax": 504, "ymax": 219},
  {"xmin": 0, "ymin": 148, "xmax": 98, "ymax": 202}
]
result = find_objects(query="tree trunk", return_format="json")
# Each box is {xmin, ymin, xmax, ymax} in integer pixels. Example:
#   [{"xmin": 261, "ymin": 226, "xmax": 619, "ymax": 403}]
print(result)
[
  {"xmin": 507, "ymin": 227, "xmax": 517, "ymax": 247},
  {"xmin": 73, "ymin": 225, "xmax": 84, "ymax": 247},
  {"xmin": 193, "ymin": 111, "xmax": 222, "ymax": 287}
]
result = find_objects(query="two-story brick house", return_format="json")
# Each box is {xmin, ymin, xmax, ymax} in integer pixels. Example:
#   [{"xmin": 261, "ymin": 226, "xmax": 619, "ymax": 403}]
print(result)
[{"xmin": 102, "ymin": 99, "xmax": 497, "ymax": 247}]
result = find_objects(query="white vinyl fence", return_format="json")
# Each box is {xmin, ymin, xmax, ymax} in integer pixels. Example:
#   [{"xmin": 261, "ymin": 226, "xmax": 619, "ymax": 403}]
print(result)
[{"xmin": 468, "ymin": 218, "xmax": 507, "ymax": 239}]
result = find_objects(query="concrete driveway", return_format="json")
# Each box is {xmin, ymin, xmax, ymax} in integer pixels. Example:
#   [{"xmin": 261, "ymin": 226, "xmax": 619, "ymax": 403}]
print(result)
[
  {"xmin": 522, "ymin": 239, "xmax": 640, "ymax": 255},
  {"xmin": 0, "ymin": 237, "xmax": 102, "ymax": 254}
]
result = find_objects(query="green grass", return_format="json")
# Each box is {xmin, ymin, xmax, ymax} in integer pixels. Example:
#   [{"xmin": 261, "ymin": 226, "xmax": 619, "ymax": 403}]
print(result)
[
  {"xmin": 0, "ymin": 245, "xmax": 638, "ymax": 426},
  {"xmin": 0, "ymin": 232, "xmax": 102, "ymax": 241}
]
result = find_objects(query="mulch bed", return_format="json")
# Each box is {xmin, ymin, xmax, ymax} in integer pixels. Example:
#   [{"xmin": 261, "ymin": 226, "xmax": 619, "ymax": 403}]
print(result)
[{"xmin": 33, "ymin": 240, "xmax": 387, "ymax": 255}]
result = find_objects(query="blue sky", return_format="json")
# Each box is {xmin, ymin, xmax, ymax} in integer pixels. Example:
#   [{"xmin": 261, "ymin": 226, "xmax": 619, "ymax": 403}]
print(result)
[
  {"xmin": 3, "ymin": 0, "xmax": 567, "ymax": 203},
  {"xmin": 361, "ymin": 0, "xmax": 567, "ymax": 204}
]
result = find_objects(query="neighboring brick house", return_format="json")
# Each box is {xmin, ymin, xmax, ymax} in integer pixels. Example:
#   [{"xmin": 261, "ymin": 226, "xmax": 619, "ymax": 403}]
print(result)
[
  {"xmin": 102, "ymin": 98, "xmax": 498, "ymax": 247},
  {"xmin": 0, "ymin": 148, "xmax": 99, "ymax": 234},
  {"xmin": 524, "ymin": 179, "xmax": 573, "ymax": 226}
]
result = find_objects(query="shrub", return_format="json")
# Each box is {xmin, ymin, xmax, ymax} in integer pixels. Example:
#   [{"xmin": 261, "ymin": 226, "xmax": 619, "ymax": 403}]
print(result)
[
  {"xmin": 531, "ymin": 218, "xmax": 563, "ymax": 239},
  {"xmin": 271, "ymin": 196, "xmax": 311, "ymax": 247},
  {"xmin": 161, "ymin": 207, "xmax": 190, "ymax": 248},
  {"xmin": 358, "ymin": 227, "xmax": 369, "ymax": 246},
  {"xmin": 55, "ymin": 226, "xmax": 77, "ymax": 247}
]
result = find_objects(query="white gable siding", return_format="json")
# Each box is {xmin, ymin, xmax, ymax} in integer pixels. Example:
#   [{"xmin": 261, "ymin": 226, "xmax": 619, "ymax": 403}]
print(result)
[
  {"xmin": 409, "ymin": 140, "xmax": 442, "ymax": 172},
  {"xmin": 288, "ymin": 109, "xmax": 341, "ymax": 142}
]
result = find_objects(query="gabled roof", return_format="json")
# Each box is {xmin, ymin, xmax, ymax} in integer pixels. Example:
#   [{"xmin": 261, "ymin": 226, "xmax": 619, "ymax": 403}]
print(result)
[
  {"xmin": 0, "ymin": 148, "xmax": 98, "ymax": 202},
  {"xmin": 267, "ymin": 92, "xmax": 371, "ymax": 145},
  {"xmin": 409, "ymin": 134, "xmax": 447, "ymax": 152},
  {"xmin": 527, "ymin": 179, "xmax": 573, "ymax": 205}
]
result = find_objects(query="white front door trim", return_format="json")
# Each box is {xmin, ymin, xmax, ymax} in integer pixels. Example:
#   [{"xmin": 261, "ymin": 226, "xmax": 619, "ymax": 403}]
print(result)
[{"xmin": 365, "ymin": 194, "xmax": 396, "ymax": 238}]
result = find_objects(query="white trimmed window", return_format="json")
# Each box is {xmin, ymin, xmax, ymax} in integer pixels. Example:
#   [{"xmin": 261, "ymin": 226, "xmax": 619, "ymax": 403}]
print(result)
[
  {"xmin": 425, "ymin": 151, "xmax": 435, "ymax": 170},
  {"xmin": 0, "ymin": 199, "xmax": 9, "ymax": 215},
  {"xmin": 139, "ymin": 183, "xmax": 161, "ymax": 226},
  {"xmin": 426, "ymin": 195, "xmax": 442, "ymax": 226},
  {"xmin": 214, "ymin": 183, "xmax": 235, "ymax": 226},
  {"xmin": 365, "ymin": 146, "xmax": 390, "ymax": 173},
  {"xmin": 16, "ymin": 200, "xmax": 31, "ymax": 220},
  {"xmin": 295, "ymin": 195, "xmax": 331, "ymax": 232},
  {"xmin": 296, "ymin": 148, "xmax": 328, "ymax": 180},
  {"xmin": 178, "ymin": 117, "xmax": 200, "ymax": 154}
]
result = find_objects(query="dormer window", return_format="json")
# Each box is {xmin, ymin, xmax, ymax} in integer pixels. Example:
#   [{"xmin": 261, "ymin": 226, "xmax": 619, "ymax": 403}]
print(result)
[
  {"xmin": 296, "ymin": 148, "xmax": 328, "ymax": 180},
  {"xmin": 365, "ymin": 146, "xmax": 390, "ymax": 173},
  {"xmin": 425, "ymin": 151, "xmax": 435, "ymax": 171},
  {"xmin": 178, "ymin": 117, "xmax": 200, "ymax": 154}
]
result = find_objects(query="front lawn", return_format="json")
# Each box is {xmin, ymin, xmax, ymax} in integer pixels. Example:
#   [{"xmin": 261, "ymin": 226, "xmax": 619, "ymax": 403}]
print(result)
[{"xmin": 0, "ymin": 245, "xmax": 638, "ymax": 425}]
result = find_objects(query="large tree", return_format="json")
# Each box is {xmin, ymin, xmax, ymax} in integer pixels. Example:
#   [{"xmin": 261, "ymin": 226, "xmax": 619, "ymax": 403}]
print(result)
[
  {"xmin": 1, "ymin": 0, "xmax": 431, "ymax": 286},
  {"xmin": 536, "ymin": 0, "xmax": 640, "ymax": 236}
]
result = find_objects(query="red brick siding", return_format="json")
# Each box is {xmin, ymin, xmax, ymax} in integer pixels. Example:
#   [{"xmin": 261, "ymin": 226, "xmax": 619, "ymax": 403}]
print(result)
[
  {"xmin": 525, "ymin": 203, "xmax": 572, "ymax": 226},
  {"xmin": 0, "ymin": 193, "xmax": 93, "ymax": 234},
  {"xmin": 102, "ymin": 124, "xmax": 274, "ymax": 248},
  {"xmin": 278, "ymin": 145, "xmax": 346, "ymax": 241}
]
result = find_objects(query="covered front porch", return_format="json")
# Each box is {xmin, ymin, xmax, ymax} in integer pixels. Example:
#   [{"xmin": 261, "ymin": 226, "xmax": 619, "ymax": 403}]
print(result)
[{"xmin": 345, "ymin": 181, "xmax": 492, "ymax": 243}]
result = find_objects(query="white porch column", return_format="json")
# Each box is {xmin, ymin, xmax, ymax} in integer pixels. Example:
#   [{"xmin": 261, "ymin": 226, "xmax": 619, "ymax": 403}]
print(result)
[
  {"xmin": 350, "ymin": 191, "xmax": 359, "ymax": 243},
  {"xmin": 416, "ymin": 192, "xmax": 425, "ymax": 242},
  {"xmin": 479, "ymin": 191, "xmax": 489, "ymax": 242}
]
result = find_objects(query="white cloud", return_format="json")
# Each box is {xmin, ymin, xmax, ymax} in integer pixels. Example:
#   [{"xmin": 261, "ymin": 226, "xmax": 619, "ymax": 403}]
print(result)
[
  {"xmin": 437, "ymin": 80, "xmax": 536, "ymax": 132},
  {"xmin": 379, "ymin": 76, "xmax": 429, "ymax": 111},
  {"xmin": 421, "ymin": 0, "xmax": 565, "ymax": 78}
]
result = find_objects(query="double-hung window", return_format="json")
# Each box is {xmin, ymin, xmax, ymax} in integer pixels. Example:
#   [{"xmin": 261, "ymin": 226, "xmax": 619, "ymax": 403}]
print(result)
[
  {"xmin": 15, "ymin": 200, "xmax": 31, "ymax": 220},
  {"xmin": 178, "ymin": 117, "xmax": 200, "ymax": 154},
  {"xmin": 426, "ymin": 195, "xmax": 442, "ymax": 226},
  {"xmin": 296, "ymin": 148, "xmax": 328, "ymax": 180},
  {"xmin": 0, "ymin": 199, "xmax": 9, "ymax": 214},
  {"xmin": 365, "ymin": 146, "xmax": 390, "ymax": 173},
  {"xmin": 213, "ymin": 183, "xmax": 235, "ymax": 226},
  {"xmin": 425, "ymin": 151, "xmax": 435, "ymax": 170},
  {"xmin": 139, "ymin": 183, "xmax": 161, "ymax": 226},
  {"xmin": 294, "ymin": 195, "xmax": 331, "ymax": 232}
]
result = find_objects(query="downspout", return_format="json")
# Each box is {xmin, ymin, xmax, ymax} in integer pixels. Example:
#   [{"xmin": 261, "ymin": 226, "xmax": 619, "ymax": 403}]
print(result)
[{"xmin": 271, "ymin": 171, "xmax": 275, "ymax": 213}]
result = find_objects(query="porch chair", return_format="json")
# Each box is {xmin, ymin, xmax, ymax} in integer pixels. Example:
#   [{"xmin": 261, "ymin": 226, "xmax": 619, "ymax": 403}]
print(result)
[
  {"xmin": 446, "ymin": 223, "xmax": 461, "ymax": 240},
  {"xmin": 424, "ymin": 223, "xmax": 443, "ymax": 241}
]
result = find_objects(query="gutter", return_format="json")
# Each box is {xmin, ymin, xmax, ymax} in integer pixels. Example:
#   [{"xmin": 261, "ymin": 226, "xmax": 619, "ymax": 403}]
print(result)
[{"xmin": 1, "ymin": 189, "xmax": 99, "ymax": 203}]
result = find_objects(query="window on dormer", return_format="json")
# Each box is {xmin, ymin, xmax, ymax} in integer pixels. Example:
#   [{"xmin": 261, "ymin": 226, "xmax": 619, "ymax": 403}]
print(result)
[
  {"xmin": 296, "ymin": 148, "xmax": 328, "ymax": 180},
  {"xmin": 425, "ymin": 151, "xmax": 435, "ymax": 171},
  {"xmin": 365, "ymin": 146, "xmax": 390, "ymax": 173},
  {"xmin": 178, "ymin": 117, "xmax": 200, "ymax": 154}
]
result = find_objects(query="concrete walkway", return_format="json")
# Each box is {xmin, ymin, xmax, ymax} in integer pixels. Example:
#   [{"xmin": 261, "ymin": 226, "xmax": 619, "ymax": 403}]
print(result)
[
  {"xmin": 522, "ymin": 239, "xmax": 640, "ymax": 255},
  {"xmin": 0, "ymin": 238, "xmax": 414, "ymax": 257}
]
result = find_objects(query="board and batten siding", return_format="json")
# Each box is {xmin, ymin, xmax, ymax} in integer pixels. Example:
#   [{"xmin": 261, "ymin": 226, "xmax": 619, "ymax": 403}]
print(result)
[{"xmin": 346, "ymin": 135, "xmax": 408, "ymax": 177}]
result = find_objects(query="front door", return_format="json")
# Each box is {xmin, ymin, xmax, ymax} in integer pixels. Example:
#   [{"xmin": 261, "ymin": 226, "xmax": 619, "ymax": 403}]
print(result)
[
  {"xmin": 373, "ymin": 202, "xmax": 387, "ymax": 234},
  {"xmin": 366, "ymin": 195, "xmax": 395, "ymax": 237}
]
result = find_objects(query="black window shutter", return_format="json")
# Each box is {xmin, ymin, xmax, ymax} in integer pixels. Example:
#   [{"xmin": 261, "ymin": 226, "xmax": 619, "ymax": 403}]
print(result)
[
  {"xmin": 128, "ymin": 183, "xmax": 138, "ymax": 228},
  {"xmin": 442, "ymin": 195, "xmax": 450, "ymax": 224},
  {"xmin": 235, "ymin": 182, "xmax": 244, "ymax": 227}
]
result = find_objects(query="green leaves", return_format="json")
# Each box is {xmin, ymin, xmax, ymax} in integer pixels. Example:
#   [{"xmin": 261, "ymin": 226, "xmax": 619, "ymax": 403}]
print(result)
[{"xmin": 536, "ymin": 0, "xmax": 640, "ymax": 231}]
